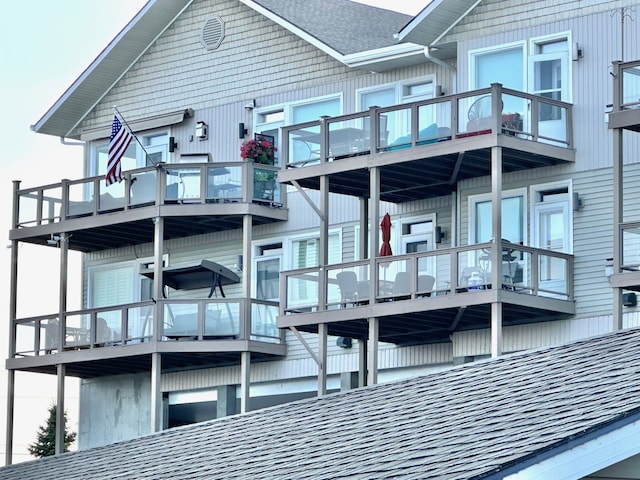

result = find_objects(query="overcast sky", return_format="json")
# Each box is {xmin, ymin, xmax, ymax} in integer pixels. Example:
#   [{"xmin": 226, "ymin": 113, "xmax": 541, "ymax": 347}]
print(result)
[{"xmin": 0, "ymin": 0, "xmax": 426, "ymax": 463}]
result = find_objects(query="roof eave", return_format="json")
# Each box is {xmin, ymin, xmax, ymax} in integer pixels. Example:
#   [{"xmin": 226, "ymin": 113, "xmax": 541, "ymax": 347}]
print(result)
[
  {"xmin": 397, "ymin": 0, "xmax": 481, "ymax": 47},
  {"xmin": 32, "ymin": 0, "xmax": 193, "ymax": 140},
  {"xmin": 343, "ymin": 44, "xmax": 427, "ymax": 72}
]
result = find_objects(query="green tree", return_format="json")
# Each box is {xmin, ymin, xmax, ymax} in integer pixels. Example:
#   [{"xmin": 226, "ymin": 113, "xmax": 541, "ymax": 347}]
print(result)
[{"xmin": 27, "ymin": 404, "xmax": 76, "ymax": 458}]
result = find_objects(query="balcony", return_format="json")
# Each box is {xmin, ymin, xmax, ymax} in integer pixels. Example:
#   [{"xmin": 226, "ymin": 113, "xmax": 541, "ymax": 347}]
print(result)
[
  {"xmin": 280, "ymin": 84, "xmax": 574, "ymax": 202},
  {"xmin": 8, "ymin": 298, "xmax": 285, "ymax": 377},
  {"xmin": 608, "ymin": 60, "xmax": 640, "ymax": 132},
  {"xmin": 11, "ymin": 161, "xmax": 287, "ymax": 252},
  {"xmin": 278, "ymin": 241, "xmax": 574, "ymax": 345}
]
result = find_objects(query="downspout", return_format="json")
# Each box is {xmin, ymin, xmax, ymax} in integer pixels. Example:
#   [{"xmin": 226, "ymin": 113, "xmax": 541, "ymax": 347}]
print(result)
[
  {"xmin": 59, "ymin": 137, "xmax": 84, "ymax": 147},
  {"xmin": 424, "ymin": 46, "xmax": 456, "ymax": 74}
]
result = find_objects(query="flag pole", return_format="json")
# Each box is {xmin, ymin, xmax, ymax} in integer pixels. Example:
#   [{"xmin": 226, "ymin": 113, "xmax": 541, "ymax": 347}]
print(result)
[{"xmin": 113, "ymin": 106, "xmax": 157, "ymax": 166}]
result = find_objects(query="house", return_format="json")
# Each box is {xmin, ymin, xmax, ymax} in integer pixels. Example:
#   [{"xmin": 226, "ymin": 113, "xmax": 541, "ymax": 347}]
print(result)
[
  {"xmin": 2, "ymin": 327, "xmax": 640, "ymax": 479},
  {"xmin": 6, "ymin": 0, "xmax": 640, "ymax": 468}
]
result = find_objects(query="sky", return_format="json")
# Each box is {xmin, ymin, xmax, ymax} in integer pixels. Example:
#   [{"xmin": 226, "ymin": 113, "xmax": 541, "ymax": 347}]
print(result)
[{"xmin": 0, "ymin": 0, "xmax": 426, "ymax": 464}]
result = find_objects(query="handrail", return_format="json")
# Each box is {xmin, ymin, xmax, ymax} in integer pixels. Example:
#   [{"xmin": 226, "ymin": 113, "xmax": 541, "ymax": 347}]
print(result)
[
  {"xmin": 282, "ymin": 83, "xmax": 574, "ymax": 168},
  {"xmin": 282, "ymin": 242, "xmax": 574, "ymax": 312},
  {"xmin": 11, "ymin": 298, "xmax": 282, "ymax": 357},
  {"xmin": 13, "ymin": 161, "xmax": 284, "ymax": 229}
]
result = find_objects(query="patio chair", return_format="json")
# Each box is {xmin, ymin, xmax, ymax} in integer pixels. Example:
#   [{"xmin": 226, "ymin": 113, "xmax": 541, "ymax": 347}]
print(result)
[{"xmin": 336, "ymin": 271, "xmax": 360, "ymax": 307}]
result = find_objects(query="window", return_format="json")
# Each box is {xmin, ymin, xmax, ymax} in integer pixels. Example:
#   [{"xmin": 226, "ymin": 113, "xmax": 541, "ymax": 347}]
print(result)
[
  {"xmin": 469, "ymin": 33, "xmax": 571, "ymax": 130},
  {"xmin": 90, "ymin": 130, "xmax": 169, "ymax": 178},
  {"xmin": 469, "ymin": 189, "xmax": 527, "ymax": 245},
  {"xmin": 254, "ymin": 95, "xmax": 341, "ymax": 166},
  {"xmin": 253, "ymin": 243, "xmax": 282, "ymax": 301},
  {"xmin": 290, "ymin": 231, "xmax": 342, "ymax": 268},
  {"xmin": 401, "ymin": 216, "xmax": 436, "ymax": 254},
  {"xmin": 89, "ymin": 264, "xmax": 135, "ymax": 308},
  {"xmin": 531, "ymin": 183, "xmax": 572, "ymax": 254},
  {"xmin": 358, "ymin": 76, "xmax": 435, "ymax": 141}
]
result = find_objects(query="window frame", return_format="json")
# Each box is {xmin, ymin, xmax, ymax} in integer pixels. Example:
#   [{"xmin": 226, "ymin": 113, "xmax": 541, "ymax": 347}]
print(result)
[{"xmin": 468, "ymin": 187, "xmax": 528, "ymax": 246}]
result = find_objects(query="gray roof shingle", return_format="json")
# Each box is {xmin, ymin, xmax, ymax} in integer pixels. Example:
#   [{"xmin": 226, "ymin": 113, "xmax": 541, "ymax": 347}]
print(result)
[
  {"xmin": 252, "ymin": 0, "xmax": 412, "ymax": 54},
  {"xmin": 3, "ymin": 327, "xmax": 640, "ymax": 479}
]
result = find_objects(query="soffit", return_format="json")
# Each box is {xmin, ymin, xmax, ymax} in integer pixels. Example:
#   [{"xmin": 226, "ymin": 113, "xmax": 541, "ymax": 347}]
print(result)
[
  {"xmin": 397, "ymin": 0, "xmax": 480, "ymax": 47},
  {"xmin": 32, "ymin": 0, "xmax": 193, "ymax": 140}
]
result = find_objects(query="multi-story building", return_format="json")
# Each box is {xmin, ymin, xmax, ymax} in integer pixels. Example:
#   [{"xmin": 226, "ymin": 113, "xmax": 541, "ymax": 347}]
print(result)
[{"xmin": 5, "ymin": 0, "xmax": 640, "ymax": 464}]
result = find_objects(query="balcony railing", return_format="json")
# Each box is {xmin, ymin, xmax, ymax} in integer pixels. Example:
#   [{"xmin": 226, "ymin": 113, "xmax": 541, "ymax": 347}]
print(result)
[
  {"xmin": 12, "ymin": 298, "xmax": 282, "ymax": 358},
  {"xmin": 14, "ymin": 161, "xmax": 284, "ymax": 229},
  {"xmin": 282, "ymin": 241, "xmax": 574, "ymax": 313},
  {"xmin": 612, "ymin": 60, "xmax": 640, "ymax": 111},
  {"xmin": 281, "ymin": 83, "xmax": 573, "ymax": 168}
]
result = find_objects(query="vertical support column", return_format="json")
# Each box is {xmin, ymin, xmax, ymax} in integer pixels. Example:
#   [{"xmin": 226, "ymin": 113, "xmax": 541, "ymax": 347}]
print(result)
[
  {"xmin": 317, "ymin": 323, "xmax": 328, "ymax": 396},
  {"xmin": 151, "ymin": 216, "xmax": 164, "ymax": 432},
  {"xmin": 358, "ymin": 339, "xmax": 367, "ymax": 387},
  {"xmin": 490, "ymin": 146, "xmax": 503, "ymax": 357},
  {"xmin": 5, "ymin": 370, "xmax": 14, "ymax": 465},
  {"xmin": 367, "ymin": 318, "xmax": 379, "ymax": 385},
  {"xmin": 612, "ymin": 126, "xmax": 623, "ymax": 330},
  {"xmin": 240, "ymin": 351, "xmax": 250, "ymax": 413},
  {"xmin": 242, "ymin": 215, "xmax": 252, "ymax": 299},
  {"xmin": 216, "ymin": 385, "xmax": 237, "ymax": 418},
  {"xmin": 369, "ymin": 168, "xmax": 380, "ymax": 302},
  {"xmin": 54, "ymin": 232, "xmax": 69, "ymax": 455},
  {"xmin": 153, "ymin": 216, "xmax": 165, "ymax": 340},
  {"xmin": 242, "ymin": 215, "xmax": 252, "ymax": 340},
  {"xmin": 55, "ymin": 364, "xmax": 66, "ymax": 455},
  {"xmin": 359, "ymin": 197, "xmax": 368, "ymax": 260},
  {"xmin": 5, "ymin": 181, "xmax": 19, "ymax": 464},
  {"xmin": 318, "ymin": 176, "xmax": 329, "ymax": 311},
  {"xmin": 150, "ymin": 352, "xmax": 162, "ymax": 432}
]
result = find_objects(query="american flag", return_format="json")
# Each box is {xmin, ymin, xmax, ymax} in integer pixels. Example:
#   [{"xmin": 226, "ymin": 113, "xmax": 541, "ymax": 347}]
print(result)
[{"xmin": 105, "ymin": 114, "xmax": 133, "ymax": 186}]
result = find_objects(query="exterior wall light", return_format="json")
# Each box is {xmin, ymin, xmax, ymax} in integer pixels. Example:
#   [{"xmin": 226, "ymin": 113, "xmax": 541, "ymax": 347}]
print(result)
[{"xmin": 195, "ymin": 121, "xmax": 208, "ymax": 140}]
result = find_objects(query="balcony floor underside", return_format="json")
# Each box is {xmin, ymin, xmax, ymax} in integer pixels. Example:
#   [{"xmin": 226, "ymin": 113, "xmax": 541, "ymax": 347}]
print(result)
[
  {"xmin": 284, "ymin": 301, "xmax": 572, "ymax": 346},
  {"xmin": 12, "ymin": 207, "xmax": 286, "ymax": 252},
  {"xmin": 288, "ymin": 142, "xmax": 572, "ymax": 203},
  {"xmin": 7, "ymin": 343, "xmax": 285, "ymax": 378}
]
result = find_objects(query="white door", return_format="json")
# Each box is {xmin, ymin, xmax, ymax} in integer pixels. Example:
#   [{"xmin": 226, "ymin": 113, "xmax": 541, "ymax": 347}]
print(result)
[
  {"xmin": 528, "ymin": 50, "xmax": 569, "ymax": 145},
  {"xmin": 533, "ymin": 201, "xmax": 570, "ymax": 297}
]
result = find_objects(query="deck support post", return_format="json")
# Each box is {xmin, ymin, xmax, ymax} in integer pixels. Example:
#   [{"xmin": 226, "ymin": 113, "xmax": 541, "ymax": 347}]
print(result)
[
  {"xmin": 490, "ymin": 146, "xmax": 503, "ymax": 357},
  {"xmin": 367, "ymin": 318, "xmax": 379, "ymax": 385},
  {"xmin": 318, "ymin": 323, "xmax": 328, "ymax": 395},
  {"xmin": 240, "ymin": 351, "xmax": 250, "ymax": 413}
]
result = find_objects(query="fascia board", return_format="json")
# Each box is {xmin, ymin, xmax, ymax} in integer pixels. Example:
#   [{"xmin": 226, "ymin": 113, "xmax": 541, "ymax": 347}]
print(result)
[
  {"xmin": 342, "ymin": 43, "xmax": 425, "ymax": 68},
  {"xmin": 239, "ymin": 0, "xmax": 346, "ymax": 60},
  {"xmin": 499, "ymin": 414, "xmax": 640, "ymax": 480},
  {"xmin": 32, "ymin": 0, "xmax": 193, "ymax": 139}
]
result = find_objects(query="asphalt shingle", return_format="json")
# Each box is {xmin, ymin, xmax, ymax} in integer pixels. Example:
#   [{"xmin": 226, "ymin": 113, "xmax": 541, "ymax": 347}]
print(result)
[{"xmin": 3, "ymin": 328, "xmax": 640, "ymax": 479}]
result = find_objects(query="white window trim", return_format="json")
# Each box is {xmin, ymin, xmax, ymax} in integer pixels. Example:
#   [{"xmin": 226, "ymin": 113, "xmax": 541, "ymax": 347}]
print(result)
[
  {"xmin": 468, "ymin": 187, "xmax": 528, "ymax": 245},
  {"xmin": 356, "ymin": 74, "xmax": 437, "ymax": 111},
  {"xmin": 87, "ymin": 261, "xmax": 137, "ymax": 308},
  {"xmin": 529, "ymin": 31, "xmax": 573, "ymax": 103},
  {"xmin": 398, "ymin": 213, "xmax": 437, "ymax": 254},
  {"xmin": 468, "ymin": 40, "xmax": 527, "ymax": 91},
  {"xmin": 286, "ymin": 228, "xmax": 343, "ymax": 269},
  {"xmin": 530, "ymin": 179, "xmax": 574, "ymax": 254}
]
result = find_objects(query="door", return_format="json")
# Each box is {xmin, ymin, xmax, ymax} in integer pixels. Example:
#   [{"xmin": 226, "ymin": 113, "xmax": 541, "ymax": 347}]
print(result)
[
  {"xmin": 533, "ymin": 201, "xmax": 570, "ymax": 297},
  {"xmin": 528, "ymin": 50, "xmax": 569, "ymax": 144}
]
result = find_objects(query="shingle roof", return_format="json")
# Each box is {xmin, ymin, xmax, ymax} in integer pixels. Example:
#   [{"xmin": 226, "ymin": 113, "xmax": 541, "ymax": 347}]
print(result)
[
  {"xmin": 4, "ymin": 328, "xmax": 640, "ymax": 479},
  {"xmin": 251, "ymin": 0, "xmax": 412, "ymax": 55}
]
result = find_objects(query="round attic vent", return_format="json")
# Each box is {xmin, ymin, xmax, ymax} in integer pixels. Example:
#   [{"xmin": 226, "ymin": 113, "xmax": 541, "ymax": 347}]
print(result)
[{"xmin": 201, "ymin": 16, "xmax": 225, "ymax": 50}]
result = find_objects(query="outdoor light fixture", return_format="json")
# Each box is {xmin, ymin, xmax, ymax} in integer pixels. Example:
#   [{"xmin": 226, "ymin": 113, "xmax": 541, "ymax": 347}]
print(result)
[
  {"xmin": 244, "ymin": 99, "xmax": 256, "ymax": 110},
  {"xmin": 169, "ymin": 136, "xmax": 178, "ymax": 152},
  {"xmin": 573, "ymin": 192, "xmax": 584, "ymax": 211},
  {"xmin": 435, "ymin": 225, "xmax": 446, "ymax": 243},
  {"xmin": 238, "ymin": 123, "xmax": 248, "ymax": 139},
  {"xmin": 47, "ymin": 234, "xmax": 61, "ymax": 246},
  {"xmin": 195, "ymin": 121, "xmax": 208, "ymax": 140},
  {"xmin": 336, "ymin": 337, "xmax": 352, "ymax": 349}
]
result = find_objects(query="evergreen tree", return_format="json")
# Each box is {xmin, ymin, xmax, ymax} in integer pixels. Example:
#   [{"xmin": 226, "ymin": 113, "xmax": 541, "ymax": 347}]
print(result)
[{"xmin": 27, "ymin": 404, "xmax": 76, "ymax": 458}]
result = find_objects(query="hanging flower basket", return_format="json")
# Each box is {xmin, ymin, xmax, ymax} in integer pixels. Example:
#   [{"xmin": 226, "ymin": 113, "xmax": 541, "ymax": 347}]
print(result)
[{"xmin": 240, "ymin": 136, "xmax": 277, "ymax": 165}]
